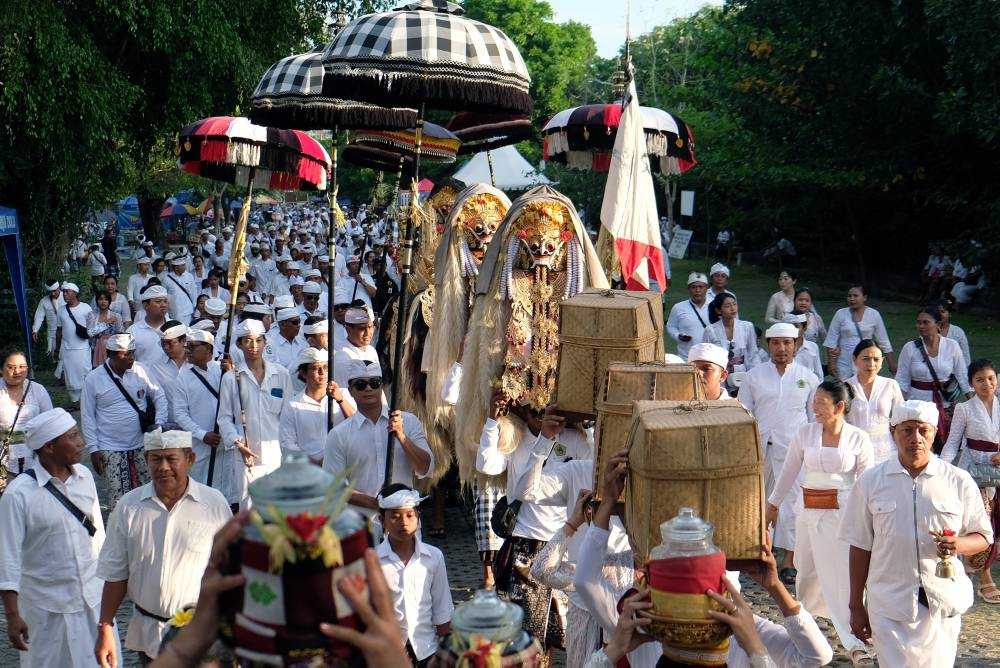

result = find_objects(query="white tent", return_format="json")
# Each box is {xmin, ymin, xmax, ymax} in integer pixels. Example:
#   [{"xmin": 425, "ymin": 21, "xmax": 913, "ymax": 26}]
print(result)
[{"xmin": 452, "ymin": 144, "xmax": 551, "ymax": 191}]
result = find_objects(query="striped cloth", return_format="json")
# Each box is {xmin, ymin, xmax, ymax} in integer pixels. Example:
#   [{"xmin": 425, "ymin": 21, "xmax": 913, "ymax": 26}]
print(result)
[{"xmin": 473, "ymin": 480, "xmax": 504, "ymax": 557}]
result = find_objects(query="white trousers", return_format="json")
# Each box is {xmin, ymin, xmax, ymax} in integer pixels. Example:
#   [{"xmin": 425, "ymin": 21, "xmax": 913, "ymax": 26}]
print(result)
[
  {"xmin": 793, "ymin": 507, "xmax": 864, "ymax": 652},
  {"xmin": 61, "ymin": 347, "xmax": 91, "ymax": 402},
  {"xmin": 19, "ymin": 599, "xmax": 120, "ymax": 668},
  {"xmin": 870, "ymin": 607, "xmax": 960, "ymax": 668},
  {"xmin": 765, "ymin": 442, "xmax": 798, "ymax": 551}
]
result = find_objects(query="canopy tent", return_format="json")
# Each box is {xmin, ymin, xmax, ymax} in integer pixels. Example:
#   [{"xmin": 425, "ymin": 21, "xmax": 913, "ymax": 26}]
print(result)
[
  {"xmin": 452, "ymin": 145, "xmax": 550, "ymax": 191},
  {"xmin": 114, "ymin": 196, "xmax": 141, "ymax": 230}
]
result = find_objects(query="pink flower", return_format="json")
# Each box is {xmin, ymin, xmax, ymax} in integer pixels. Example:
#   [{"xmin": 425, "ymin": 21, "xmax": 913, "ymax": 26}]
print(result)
[{"xmin": 285, "ymin": 512, "xmax": 328, "ymax": 544}]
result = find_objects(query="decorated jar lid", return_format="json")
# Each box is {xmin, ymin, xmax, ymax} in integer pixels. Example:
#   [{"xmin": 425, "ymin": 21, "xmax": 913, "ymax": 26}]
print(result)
[
  {"xmin": 249, "ymin": 451, "xmax": 348, "ymax": 520},
  {"xmin": 452, "ymin": 590, "xmax": 523, "ymax": 644},
  {"xmin": 650, "ymin": 507, "xmax": 718, "ymax": 559}
]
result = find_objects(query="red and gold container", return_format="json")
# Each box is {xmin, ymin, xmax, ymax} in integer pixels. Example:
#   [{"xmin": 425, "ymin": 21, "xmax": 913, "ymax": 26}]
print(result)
[{"xmin": 221, "ymin": 452, "xmax": 373, "ymax": 667}]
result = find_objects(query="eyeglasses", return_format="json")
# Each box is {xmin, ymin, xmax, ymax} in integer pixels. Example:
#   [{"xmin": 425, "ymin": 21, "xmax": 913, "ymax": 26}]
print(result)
[{"xmin": 348, "ymin": 377, "xmax": 383, "ymax": 391}]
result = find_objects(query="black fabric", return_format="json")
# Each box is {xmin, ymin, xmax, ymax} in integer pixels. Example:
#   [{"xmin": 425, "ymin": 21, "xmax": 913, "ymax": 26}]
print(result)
[
  {"xmin": 21, "ymin": 469, "xmax": 97, "ymax": 537},
  {"xmin": 490, "ymin": 496, "xmax": 521, "ymax": 539},
  {"xmin": 103, "ymin": 364, "xmax": 157, "ymax": 432}
]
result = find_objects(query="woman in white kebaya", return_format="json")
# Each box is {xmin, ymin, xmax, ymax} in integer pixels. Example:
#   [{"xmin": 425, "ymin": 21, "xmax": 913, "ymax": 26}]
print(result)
[
  {"xmin": 941, "ymin": 359, "xmax": 1000, "ymax": 604},
  {"xmin": 846, "ymin": 340, "xmax": 904, "ymax": 464},
  {"xmin": 701, "ymin": 292, "xmax": 759, "ymax": 381},
  {"xmin": 766, "ymin": 379, "xmax": 875, "ymax": 666},
  {"xmin": 824, "ymin": 285, "xmax": 894, "ymax": 380}
]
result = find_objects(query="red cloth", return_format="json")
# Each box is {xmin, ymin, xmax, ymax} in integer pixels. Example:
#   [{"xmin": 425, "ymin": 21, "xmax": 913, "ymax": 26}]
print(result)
[{"xmin": 648, "ymin": 552, "xmax": 727, "ymax": 595}]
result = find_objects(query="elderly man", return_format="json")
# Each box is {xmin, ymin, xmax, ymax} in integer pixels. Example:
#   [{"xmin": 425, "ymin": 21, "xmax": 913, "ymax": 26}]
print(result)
[
  {"xmin": 666, "ymin": 272, "xmax": 710, "ymax": 359},
  {"xmin": 841, "ymin": 400, "xmax": 992, "ymax": 667},
  {"xmin": 323, "ymin": 360, "xmax": 432, "ymax": 521},
  {"xmin": 218, "ymin": 319, "xmax": 293, "ymax": 505},
  {"xmin": 265, "ymin": 307, "xmax": 306, "ymax": 372},
  {"xmin": 332, "ymin": 305, "xmax": 379, "ymax": 390},
  {"xmin": 129, "ymin": 284, "xmax": 171, "ymax": 369},
  {"xmin": 706, "ymin": 262, "xmax": 735, "ymax": 302},
  {"xmin": 739, "ymin": 322, "xmax": 820, "ymax": 579},
  {"xmin": 164, "ymin": 256, "xmax": 198, "ymax": 324},
  {"xmin": 687, "ymin": 342, "xmax": 733, "ymax": 400},
  {"xmin": 94, "ymin": 429, "xmax": 231, "ymax": 665},
  {"xmin": 54, "ymin": 282, "xmax": 93, "ymax": 404},
  {"xmin": 0, "ymin": 409, "xmax": 120, "ymax": 666},
  {"xmin": 81, "ymin": 333, "xmax": 168, "ymax": 509}
]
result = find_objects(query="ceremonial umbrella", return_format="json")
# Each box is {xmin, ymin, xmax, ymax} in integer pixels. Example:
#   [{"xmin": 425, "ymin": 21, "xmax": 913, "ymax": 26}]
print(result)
[
  {"xmin": 542, "ymin": 103, "xmax": 697, "ymax": 174},
  {"xmin": 446, "ymin": 112, "xmax": 534, "ymax": 186},
  {"xmin": 352, "ymin": 123, "xmax": 460, "ymax": 164},
  {"xmin": 322, "ymin": 0, "xmax": 531, "ymax": 485},
  {"xmin": 177, "ymin": 115, "xmax": 331, "ymax": 484}
]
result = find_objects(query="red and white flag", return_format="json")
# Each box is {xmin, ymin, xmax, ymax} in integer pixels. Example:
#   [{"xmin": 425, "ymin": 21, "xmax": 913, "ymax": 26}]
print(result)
[{"xmin": 600, "ymin": 80, "xmax": 666, "ymax": 291}]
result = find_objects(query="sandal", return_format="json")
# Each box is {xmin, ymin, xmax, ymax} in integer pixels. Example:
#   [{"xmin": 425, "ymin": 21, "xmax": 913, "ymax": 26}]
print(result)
[
  {"xmin": 779, "ymin": 567, "xmax": 797, "ymax": 586},
  {"xmin": 850, "ymin": 648, "xmax": 876, "ymax": 666},
  {"xmin": 978, "ymin": 582, "xmax": 1000, "ymax": 604}
]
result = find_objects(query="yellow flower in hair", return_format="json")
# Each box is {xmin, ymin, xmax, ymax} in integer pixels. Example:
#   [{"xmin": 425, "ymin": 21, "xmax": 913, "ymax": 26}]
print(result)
[{"xmin": 168, "ymin": 607, "xmax": 194, "ymax": 628}]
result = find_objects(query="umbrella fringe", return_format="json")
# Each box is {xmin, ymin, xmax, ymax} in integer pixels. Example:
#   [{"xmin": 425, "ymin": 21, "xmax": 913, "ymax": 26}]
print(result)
[
  {"xmin": 323, "ymin": 69, "xmax": 532, "ymax": 115},
  {"xmin": 250, "ymin": 99, "xmax": 417, "ymax": 131}
]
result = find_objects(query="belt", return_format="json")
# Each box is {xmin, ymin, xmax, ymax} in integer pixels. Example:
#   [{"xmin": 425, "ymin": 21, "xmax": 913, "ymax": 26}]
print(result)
[
  {"xmin": 968, "ymin": 439, "xmax": 1000, "ymax": 453},
  {"xmin": 134, "ymin": 604, "xmax": 171, "ymax": 623},
  {"xmin": 911, "ymin": 380, "xmax": 937, "ymax": 391},
  {"xmin": 801, "ymin": 487, "xmax": 839, "ymax": 510}
]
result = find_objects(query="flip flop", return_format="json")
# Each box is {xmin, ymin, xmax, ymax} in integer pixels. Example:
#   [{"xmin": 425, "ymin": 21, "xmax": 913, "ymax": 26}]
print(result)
[
  {"xmin": 851, "ymin": 648, "xmax": 876, "ymax": 666},
  {"xmin": 779, "ymin": 567, "xmax": 797, "ymax": 586},
  {"xmin": 978, "ymin": 582, "xmax": 1000, "ymax": 604}
]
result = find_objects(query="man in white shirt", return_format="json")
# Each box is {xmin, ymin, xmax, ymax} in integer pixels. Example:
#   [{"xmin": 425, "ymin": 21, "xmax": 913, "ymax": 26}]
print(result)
[
  {"xmin": 706, "ymin": 262, "xmax": 735, "ymax": 303},
  {"xmin": 739, "ymin": 322, "xmax": 819, "ymax": 575},
  {"xmin": 128, "ymin": 284, "xmax": 170, "ymax": 369},
  {"xmin": 299, "ymin": 281, "xmax": 327, "ymax": 318},
  {"xmin": 265, "ymin": 307, "xmax": 306, "ymax": 371},
  {"xmin": 81, "ymin": 333, "xmax": 168, "ymax": 510},
  {"xmin": 475, "ymin": 399, "xmax": 591, "ymax": 652},
  {"xmin": 323, "ymin": 360, "xmax": 432, "ymax": 520},
  {"xmin": 53, "ymin": 282, "xmax": 93, "ymax": 404},
  {"xmin": 376, "ymin": 485, "xmax": 453, "ymax": 665},
  {"xmin": 336, "ymin": 255, "xmax": 376, "ymax": 310},
  {"xmin": 332, "ymin": 305, "xmax": 379, "ymax": 389},
  {"xmin": 211, "ymin": 238, "xmax": 230, "ymax": 272},
  {"xmin": 279, "ymin": 347, "xmax": 352, "ymax": 464},
  {"xmin": 163, "ymin": 257, "xmax": 198, "ymax": 324},
  {"xmin": 146, "ymin": 320, "xmax": 188, "ymax": 403},
  {"xmin": 841, "ymin": 400, "xmax": 992, "ymax": 668},
  {"xmin": 301, "ymin": 317, "xmax": 329, "ymax": 351},
  {"xmin": 170, "ymin": 329, "xmax": 223, "ymax": 490},
  {"xmin": 666, "ymin": 272, "xmax": 710, "ymax": 359},
  {"xmin": 94, "ymin": 429, "xmax": 231, "ymax": 664},
  {"xmin": 32, "ymin": 280, "xmax": 64, "ymax": 367},
  {"xmin": 126, "ymin": 254, "xmax": 153, "ymax": 315},
  {"xmin": 0, "ymin": 409, "xmax": 120, "ymax": 667},
  {"xmin": 218, "ymin": 319, "xmax": 294, "ymax": 505},
  {"xmin": 687, "ymin": 342, "xmax": 733, "ymax": 400}
]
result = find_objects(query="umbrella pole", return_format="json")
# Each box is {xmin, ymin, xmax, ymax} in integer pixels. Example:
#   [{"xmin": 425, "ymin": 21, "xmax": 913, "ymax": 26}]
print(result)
[
  {"xmin": 327, "ymin": 126, "xmax": 340, "ymax": 430},
  {"xmin": 384, "ymin": 103, "xmax": 425, "ymax": 488},
  {"xmin": 208, "ymin": 168, "xmax": 255, "ymax": 487},
  {"xmin": 486, "ymin": 149, "xmax": 496, "ymax": 187}
]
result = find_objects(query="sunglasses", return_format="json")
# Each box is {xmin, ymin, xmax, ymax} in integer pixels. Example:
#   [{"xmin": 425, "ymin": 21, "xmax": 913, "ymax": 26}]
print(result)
[{"xmin": 348, "ymin": 377, "xmax": 383, "ymax": 391}]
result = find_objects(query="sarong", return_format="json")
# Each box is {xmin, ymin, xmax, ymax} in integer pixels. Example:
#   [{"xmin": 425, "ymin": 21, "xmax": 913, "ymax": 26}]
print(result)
[
  {"xmin": 105, "ymin": 447, "xmax": 150, "ymax": 509},
  {"xmin": 474, "ymin": 480, "xmax": 504, "ymax": 560},
  {"xmin": 495, "ymin": 536, "xmax": 565, "ymax": 651},
  {"xmin": 968, "ymin": 487, "xmax": 999, "ymax": 572}
]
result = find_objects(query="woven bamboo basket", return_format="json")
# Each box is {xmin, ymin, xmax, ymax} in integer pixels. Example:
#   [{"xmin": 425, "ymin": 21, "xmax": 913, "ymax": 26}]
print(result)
[
  {"xmin": 593, "ymin": 363, "xmax": 703, "ymax": 499},
  {"xmin": 555, "ymin": 289, "xmax": 665, "ymax": 418},
  {"xmin": 626, "ymin": 400, "xmax": 766, "ymax": 567}
]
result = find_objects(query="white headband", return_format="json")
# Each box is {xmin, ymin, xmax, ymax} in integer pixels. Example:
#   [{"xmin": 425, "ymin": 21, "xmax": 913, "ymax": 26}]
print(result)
[
  {"xmin": 765, "ymin": 323, "xmax": 799, "ymax": 339},
  {"xmin": 106, "ymin": 333, "xmax": 136, "ymax": 352},
  {"xmin": 160, "ymin": 323, "xmax": 188, "ymax": 340},
  {"xmin": 46, "ymin": 281, "xmax": 61, "ymax": 291},
  {"xmin": 687, "ymin": 343, "xmax": 728, "ymax": 370},
  {"xmin": 297, "ymin": 346, "xmax": 327, "ymax": 367},
  {"xmin": 377, "ymin": 489, "xmax": 426, "ymax": 510},
  {"xmin": 303, "ymin": 321, "xmax": 328, "ymax": 335},
  {"xmin": 61, "ymin": 282, "xmax": 80, "ymax": 293},
  {"xmin": 142, "ymin": 285, "xmax": 169, "ymax": 300},
  {"xmin": 204, "ymin": 298, "xmax": 227, "ymax": 316},
  {"xmin": 890, "ymin": 400, "xmax": 939, "ymax": 427},
  {"xmin": 25, "ymin": 408, "xmax": 76, "ymax": 451},
  {"xmin": 143, "ymin": 428, "xmax": 193, "ymax": 452},
  {"xmin": 186, "ymin": 329, "xmax": 215, "ymax": 345},
  {"xmin": 236, "ymin": 319, "xmax": 266, "ymax": 338}
]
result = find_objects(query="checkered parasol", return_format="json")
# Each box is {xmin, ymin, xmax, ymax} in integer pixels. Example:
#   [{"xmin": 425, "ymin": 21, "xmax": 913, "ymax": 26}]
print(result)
[
  {"xmin": 250, "ymin": 49, "xmax": 417, "ymax": 131},
  {"xmin": 542, "ymin": 103, "xmax": 697, "ymax": 174},
  {"xmin": 322, "ymin": 0, "xmax": 532, "ymax": 114}
]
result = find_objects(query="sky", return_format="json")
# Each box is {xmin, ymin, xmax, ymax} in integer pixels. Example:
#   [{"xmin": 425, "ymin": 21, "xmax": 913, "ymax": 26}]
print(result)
[{"xmin": 548, "ymin": 0, "xmax": 724, "ymax": 57}]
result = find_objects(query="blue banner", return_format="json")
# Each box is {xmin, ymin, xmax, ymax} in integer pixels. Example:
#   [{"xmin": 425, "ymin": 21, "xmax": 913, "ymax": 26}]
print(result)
[{"xmin": 0, "ymin": 206, "xmax": 34, "ymax": 372}]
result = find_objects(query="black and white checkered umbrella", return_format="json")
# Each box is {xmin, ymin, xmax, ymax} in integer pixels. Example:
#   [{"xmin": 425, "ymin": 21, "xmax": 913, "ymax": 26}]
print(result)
[
  {"xmin": 249, "ymin": 49, "xmax": 417, "ymax": 131},
  {"xmin": 321, "ymin": 0, "xmax": 532, "ymax": 115}
]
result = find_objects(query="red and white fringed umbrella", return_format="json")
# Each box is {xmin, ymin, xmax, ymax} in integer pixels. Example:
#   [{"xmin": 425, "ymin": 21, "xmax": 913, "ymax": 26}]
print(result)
[
  {"xmin": 178, "ymin": 116, "xmax": 331, "ymax": 191},
  {"xmin": 175, "ymin": 115, "xmax": 331, "ymax": 487}
]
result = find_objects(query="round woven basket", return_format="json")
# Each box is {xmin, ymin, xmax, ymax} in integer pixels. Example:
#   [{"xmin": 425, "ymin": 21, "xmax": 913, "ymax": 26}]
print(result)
[{"xmin": 647, "ymin": 589, "xmax": 732, "ymax": 650}]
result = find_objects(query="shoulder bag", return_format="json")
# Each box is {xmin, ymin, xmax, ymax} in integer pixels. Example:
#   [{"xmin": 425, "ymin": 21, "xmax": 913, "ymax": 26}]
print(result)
[
  {"xmin": 490, "ymin": 495, "xmax": 522, "ymax": 540},
  {"xmin": 103, "ymin": 364, "xmax": 157, "ymax": 432},
  {"xmin": 914, "ymin": 339, "xmax": 961, "ymax": 445},
  {"xmin": 20, "ymin": 469, "xmax": 97, "ymax": 536},
  {"xmin": 0, "ymin": 381, "xmax": 30, "ymax": 476},
  {"xmin": 64, "ymin": 304, "xmax": 90, "ymax": 340},
  {"xmin": 167, "ymin": 274, "xmax": 196, "ymax": 306}
]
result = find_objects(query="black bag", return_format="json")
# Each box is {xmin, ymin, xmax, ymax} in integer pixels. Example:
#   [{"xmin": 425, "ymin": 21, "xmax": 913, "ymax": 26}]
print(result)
[
  {"xmin": 490, "ymin": 496, "xmax": 522, "ymax": 539},
  {"xmin": 103, "ymin": 364, "xmax": 157, "ymax": 432},
  {"xmin": 64, "ymin": 304, "xmax": 89, "ymax": 340}
]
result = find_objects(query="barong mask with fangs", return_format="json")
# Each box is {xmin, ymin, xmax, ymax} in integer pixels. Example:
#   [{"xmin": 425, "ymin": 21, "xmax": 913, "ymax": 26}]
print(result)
[
  {"xmin": 459, "ymin": 193, "xmax": 507, "ymax": 259},
  {"xmin": 513, "ymin": 202, "xmax": 573, "ymax": 271}
]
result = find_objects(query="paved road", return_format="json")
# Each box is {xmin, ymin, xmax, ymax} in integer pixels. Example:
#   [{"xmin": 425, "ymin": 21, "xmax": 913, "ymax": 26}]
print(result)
[{"xmin": 1, "ymin": 478, "xmax": 998, "ymax": 666}]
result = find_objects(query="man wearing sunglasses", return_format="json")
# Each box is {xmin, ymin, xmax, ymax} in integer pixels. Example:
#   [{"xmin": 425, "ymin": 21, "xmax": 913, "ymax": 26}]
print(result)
[
  {"xmin": 264, "ymin": 308, "xmax": 307, "ymax": 374},
  {"xmin": 323, "ymin": 360, "xmax": 433, "ymax": 522},
  {"xmin": 333, "ymin": 306, "xmax": 380, "ymax": 391}
]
